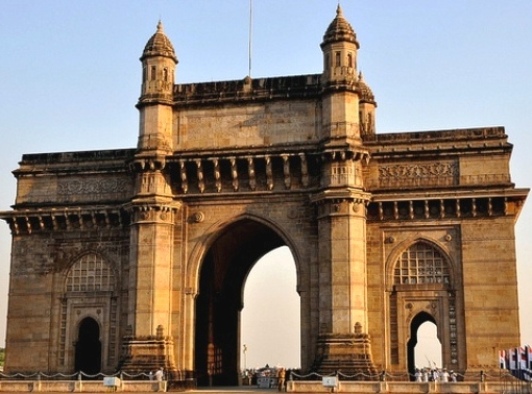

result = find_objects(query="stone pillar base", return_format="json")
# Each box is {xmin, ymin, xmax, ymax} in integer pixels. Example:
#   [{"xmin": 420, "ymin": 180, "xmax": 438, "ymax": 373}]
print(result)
[
  {"xmin": 120, "ymin": 336, "xmax": 180, "ymax": 380},
  {"xmin": 312, "ymin": 332, "xmax": 378, "ymax": 379}
]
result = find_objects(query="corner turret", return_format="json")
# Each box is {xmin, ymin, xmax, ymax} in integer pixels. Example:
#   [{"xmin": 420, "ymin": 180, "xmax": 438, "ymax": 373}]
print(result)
[
  {"xmin": 320, "ymin": 7, "xmax": 377, "ymax": 141},
  {"xmin": 321, "ymin": 5, "xmax": 359, "ymax": 85},
  {"xmin": 139, "ymin": 21, "xmax": 177, "ymax": 104},
  {"xmin": 137, "ymin": 21, "xmax": 177, "ymax": 153}
]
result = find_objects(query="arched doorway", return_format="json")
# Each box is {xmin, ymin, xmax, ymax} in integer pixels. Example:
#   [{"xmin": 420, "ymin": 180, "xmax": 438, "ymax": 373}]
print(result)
[
  {"xmin": 414, "ymin": 321, "xmax": 442, "ymax": 369},
  {"xmin": 407, "ymin": 312, "xmax": 439, "ymax": 378},
  {"xmin": 194, "ymin": 219, "xmax": 295, "ymax": 386},
  {"xmin": 75, "ymin": 317, "xmax": 101, "ymax": 374},
  {"xmin": 388, "ymin": 239, "xmax": 458, "ymax": 375}
]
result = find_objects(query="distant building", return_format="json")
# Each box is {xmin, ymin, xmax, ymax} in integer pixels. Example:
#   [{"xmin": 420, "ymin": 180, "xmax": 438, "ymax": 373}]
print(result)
[{"xmin": 0, "ymin": 5, "xmax": 527, "ymax": 386}]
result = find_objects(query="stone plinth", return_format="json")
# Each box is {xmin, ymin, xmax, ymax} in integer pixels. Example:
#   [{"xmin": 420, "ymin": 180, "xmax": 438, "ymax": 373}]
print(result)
[
  {"xmin": 120, "ymin": 336, "xmax": 178, "ymax": 380},
  {"xmin": 313, "ymin": 331, "xmax": 377, "ymax": 378}
]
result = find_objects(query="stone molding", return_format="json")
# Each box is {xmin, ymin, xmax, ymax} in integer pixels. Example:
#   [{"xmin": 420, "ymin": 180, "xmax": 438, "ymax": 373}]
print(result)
[{"xmin": 0, "ymin": 207, "xmax": 128, "ymax": 235}]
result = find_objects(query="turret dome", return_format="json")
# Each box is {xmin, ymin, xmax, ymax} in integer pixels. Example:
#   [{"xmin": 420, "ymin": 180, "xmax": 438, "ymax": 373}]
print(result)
[
  {"xmin": 141, "ymin": 21, "xmax": 177, "ymax": 62},
  {"xmin": 321, "ymin": 5, "xmax": 359, "ymax": 48},
  {"xmin": 357, "ymin": 73, "xmax": 376, "ymax": 104}
]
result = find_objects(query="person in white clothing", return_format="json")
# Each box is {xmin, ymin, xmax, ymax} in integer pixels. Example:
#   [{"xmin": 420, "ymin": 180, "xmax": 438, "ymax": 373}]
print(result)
[{"xmin": 154, "ymin": 368, "xmax": 164, "ymax": 381}]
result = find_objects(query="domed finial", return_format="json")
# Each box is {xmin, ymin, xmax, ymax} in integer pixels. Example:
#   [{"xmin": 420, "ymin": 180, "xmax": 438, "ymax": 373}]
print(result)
[
  {"xmin": 321, "ymin": 3, "xmax": 358, "ymax": 47},
  {"xmin": 336, "ymin": 4, "xmax": 344, "ymax": 18},
  {"xmin": 141, "ymin": 19, "xmax": 177, "ymax": 62}
]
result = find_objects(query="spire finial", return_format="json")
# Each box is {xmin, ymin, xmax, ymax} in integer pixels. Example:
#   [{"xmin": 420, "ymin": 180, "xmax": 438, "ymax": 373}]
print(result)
[
  {"xmin": 156, "ymin": 20, "xmax": 164, "ymax": 32},
  {"xmin": 337, "ymin": 3, "xmax": 344, "ymax": 17}
]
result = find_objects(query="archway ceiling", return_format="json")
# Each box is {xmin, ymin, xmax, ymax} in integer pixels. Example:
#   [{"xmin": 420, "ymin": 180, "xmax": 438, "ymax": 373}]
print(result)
[{"xmin": 206, "ymin": 218, "xmax": 286, "ymax": 305}]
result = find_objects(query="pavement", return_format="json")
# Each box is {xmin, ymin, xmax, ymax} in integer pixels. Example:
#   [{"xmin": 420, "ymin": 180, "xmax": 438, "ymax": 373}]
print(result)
[{"xmin": 185, "ymin": 387, "xmax": 280, "ymax": 393}]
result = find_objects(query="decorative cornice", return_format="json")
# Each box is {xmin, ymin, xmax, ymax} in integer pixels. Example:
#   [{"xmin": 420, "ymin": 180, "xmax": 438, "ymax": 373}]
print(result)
[
  {"xmin": 0, "ymin": 206, "xmax": 129, "ymax": 235},
  {"xmin": 367, "ymin": 194, "xmax": 527, "ymax": 222}
]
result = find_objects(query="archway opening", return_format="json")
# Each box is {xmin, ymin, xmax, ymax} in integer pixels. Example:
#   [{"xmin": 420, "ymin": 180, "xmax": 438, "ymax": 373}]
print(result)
[
  {"xmin": 241, "ymin": 246, "xmax": 300, "ymax": 371},
  {"xmin": 414, "ymin": 321, "xmax": 442, "ymax": 370},
  {"xmin": 407, "ymin": 312, "xmax": 441, "ymax": 379},
  {"xmin": 74, "ymin": 317, "xmax": 101, "ymax": 375},
  {"xmin": 194, "ymin": 219, "xmax": 297, "ymax": 386}
]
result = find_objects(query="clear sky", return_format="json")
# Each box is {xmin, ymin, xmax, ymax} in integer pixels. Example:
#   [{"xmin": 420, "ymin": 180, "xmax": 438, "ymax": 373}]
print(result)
[{"xmin": 0, "ymin": 0, "xmax": 531, "ymax": 371}]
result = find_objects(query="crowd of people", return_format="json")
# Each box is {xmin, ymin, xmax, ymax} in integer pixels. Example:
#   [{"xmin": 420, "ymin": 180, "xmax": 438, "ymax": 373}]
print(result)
[
  {"xmin": 414, "ymin": 367, "xmax": 457, "ymax": 382},
  {"xmin": 242, "ymin": 365, "xmax": 297, "ymax": 391}
]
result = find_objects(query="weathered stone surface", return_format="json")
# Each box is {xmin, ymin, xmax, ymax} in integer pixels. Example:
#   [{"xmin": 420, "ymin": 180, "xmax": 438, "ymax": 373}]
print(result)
[{"xmin": 0, "ymin": 5, "xmax": 527, "ymax": 386}]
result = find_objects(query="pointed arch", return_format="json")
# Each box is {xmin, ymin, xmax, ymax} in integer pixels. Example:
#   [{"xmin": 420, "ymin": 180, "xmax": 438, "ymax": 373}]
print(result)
[
  {"xmin": 188, "ymin": 214, "xmax": 304, "ymax": 385},
  {"xmin": 386, "ymin": 238, "xmax": 455, "ymax": 291},
  {"xmin": 407, "ymin": 311, "xmax": 439, "ymax": 376},
  {"xmin": 186, "ymin": 213, "xmax": 303, "ymax": 297},
  {"xmin": 394, "ymin": 241, "xmax": 450, "ymax": 285},
  {"xmin": 65, "ymin": 252, "xmax": 116, "ymax": 293},
  {"xmin": 74, "ymin": 317, "xmax": 102, "ymax": 374}
]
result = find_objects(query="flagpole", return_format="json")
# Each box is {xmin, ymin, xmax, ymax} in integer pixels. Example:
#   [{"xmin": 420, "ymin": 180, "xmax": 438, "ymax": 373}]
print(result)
[{"xmin": 248, "ymin": 0, "xmax": 253, "ymax": 77}]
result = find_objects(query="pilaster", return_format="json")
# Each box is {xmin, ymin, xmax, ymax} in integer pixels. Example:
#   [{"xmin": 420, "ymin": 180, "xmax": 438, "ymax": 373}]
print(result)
[{"xmin": 311, "ymin": 150, "xmax": 377, "ymax": 375}]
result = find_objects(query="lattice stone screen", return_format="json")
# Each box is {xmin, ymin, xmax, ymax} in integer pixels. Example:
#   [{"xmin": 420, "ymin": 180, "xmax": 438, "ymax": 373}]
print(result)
[
  {"xmin": 393, "ymin": 242, "xmax": 450, "ymax": 285},
  {"xmin": 66, "ymin": 254, "xmax": 114, "ymax": 292}
]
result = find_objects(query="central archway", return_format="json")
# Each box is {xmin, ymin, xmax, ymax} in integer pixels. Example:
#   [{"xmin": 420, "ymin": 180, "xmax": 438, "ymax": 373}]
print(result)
[{"xmin": 194, "ymin": 218, "xmax": 294, "ymax": 386}]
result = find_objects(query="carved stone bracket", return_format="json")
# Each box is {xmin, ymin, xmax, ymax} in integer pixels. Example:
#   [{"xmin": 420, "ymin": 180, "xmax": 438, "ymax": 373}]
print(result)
[
  {"xmin": 169, "ymin": 151, "xmax": 317, "ymax": 194},
  {"xmin": 367, "ymin": 195, "xmax": 522, "ymax": 222},
  {"xmin": 128, "ymin": 203, "xmax": 181, "ymax": 224},
  {"xmin": 247, "ymin": 157, "xmax": 257, "ymax": 191},
  {"xmin": 265, "ymin": 155, "xmax": 274, "ymax": 190},
  {"xmin": 320, "ymin": 148, "xmax": 370, "ymax": 165},
  {"xmin": 1, "ymin": 207, "xmax": 128, "ymax": 235},
  {"xmin": 282, "ymin": 154, "xmax": 291, "ymax": 189},
  {"xmin": 230, "ymin": 157, "xmax": 239, "ymax": 191},
  {"xmin": 179, "ymin": 159, "xmax": 188, "ymax": 193},
  {"xmin": 130, "ymin": 154, "xmax": 169, "ymax": 172}
]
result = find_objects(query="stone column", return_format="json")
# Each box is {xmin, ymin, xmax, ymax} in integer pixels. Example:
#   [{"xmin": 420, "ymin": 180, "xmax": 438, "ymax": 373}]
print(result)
[
  {"xmin": 121, "ymin": 163, "xmax": 180, "ymax": 378},
  {"xmin": 312, "ymin": 157, "xmax": 377, "ymax": 377}
]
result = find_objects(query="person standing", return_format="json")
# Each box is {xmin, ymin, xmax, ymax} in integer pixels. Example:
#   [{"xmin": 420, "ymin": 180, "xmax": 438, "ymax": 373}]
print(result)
[
  {"xmin": 441, "ymin": 369, "xmax": 449, "ymax": 382},
  {"xmin": 155, "ymin": 368, "xmax": 164, "ymax": 381},
  {"xmin": 277, "ymin": 368, "xmax": 286, "ymax": 392}
]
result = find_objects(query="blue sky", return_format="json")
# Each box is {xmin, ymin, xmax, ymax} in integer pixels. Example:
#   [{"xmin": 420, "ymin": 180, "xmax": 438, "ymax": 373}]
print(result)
[{"xmin": 0, "ymin": 1, "xmax": 531, "ymax": 369}]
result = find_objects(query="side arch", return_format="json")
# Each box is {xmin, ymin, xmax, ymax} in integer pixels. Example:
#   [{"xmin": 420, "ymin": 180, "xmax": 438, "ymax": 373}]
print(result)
[
  {"xmin": 385, "ymin": 238, "xmax": 459, "ymax": 373},
  {"xmin": 74, "ymin": 316, "xmax": 102, "ymax": 374},
  {"xmin": 385, "ymin": 237, "xmax": 456, "ymax": 292},
  {"xmin": 60, "ymin": 252, "xmax": 119, "ymax": 374},
  {"xmin": 407, "ymin": 312, "xmax": 438, "ymax": 377}
]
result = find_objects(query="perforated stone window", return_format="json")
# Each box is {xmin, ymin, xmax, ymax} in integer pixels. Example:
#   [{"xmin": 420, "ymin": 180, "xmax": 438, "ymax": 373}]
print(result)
[
  {"xmin": 393, "ymin": 242, "xmax": 450, "ymax": 285},
  {"xmin": 66, "ymin": 254, "xmax": 114, "ymax": 292}
]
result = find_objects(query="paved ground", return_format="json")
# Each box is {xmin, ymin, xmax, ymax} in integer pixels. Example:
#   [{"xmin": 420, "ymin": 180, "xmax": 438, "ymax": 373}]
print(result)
[{"xmin": 185, "ymin": 387, "xmax": 278, "ymax": 393}]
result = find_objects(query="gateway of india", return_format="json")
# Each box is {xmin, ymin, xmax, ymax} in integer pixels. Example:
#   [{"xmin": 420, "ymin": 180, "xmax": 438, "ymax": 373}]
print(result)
[{"xmin": 1, "ymin": 5, "xmax": 528, "ymax": 386}]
